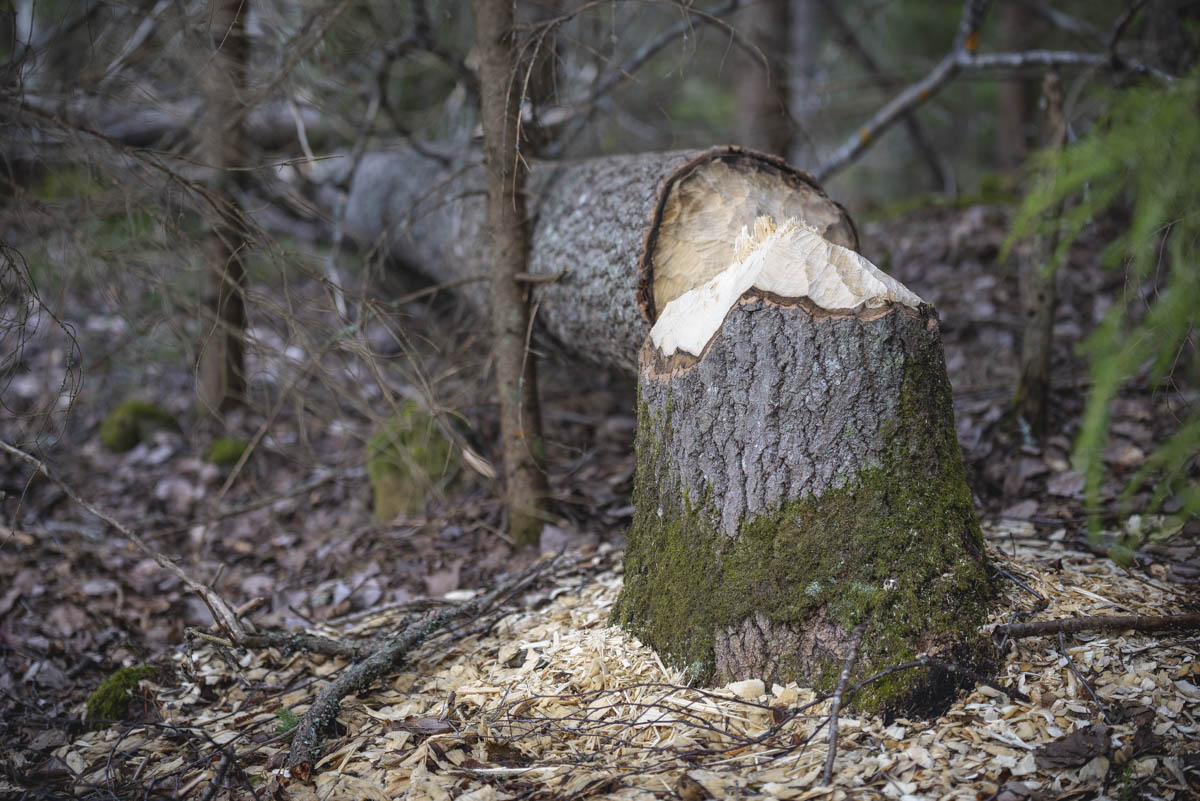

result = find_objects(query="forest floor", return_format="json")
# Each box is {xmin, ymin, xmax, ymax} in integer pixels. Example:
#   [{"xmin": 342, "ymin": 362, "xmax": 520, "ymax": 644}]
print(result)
[{"xmin": 1, "ymin": 201, "xmax": 1197, "ymax": 799}]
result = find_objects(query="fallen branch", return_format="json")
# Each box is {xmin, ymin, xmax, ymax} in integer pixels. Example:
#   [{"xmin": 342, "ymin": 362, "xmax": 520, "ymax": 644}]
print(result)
[
  {"xmin": 285, "ymin": 557, "xmax": 554, "ymax": 770},
  {"xmin": 0, "ymin": 438, "xmax": 249, "ymax": 641},
  {"xmin": 822, "ymin": 623, "xmax": 865, "ymax": 785},
  {"xmin": 1059, "ymin": 631, "xmax": 1111, "ymax": 724},
  {"xmin": 993, "ymin": 613, "xmax": 1200, "ymax": 640}
]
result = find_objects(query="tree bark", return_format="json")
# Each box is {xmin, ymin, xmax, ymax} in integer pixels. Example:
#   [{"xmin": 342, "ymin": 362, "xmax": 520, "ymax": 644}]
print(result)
[
  {"xmin": 1013, "ymin": 71, "xmax": 1066, "ymax": 438},
  {"xmin": 343, "ymin": 146, "xmax": 858, "ymax": 374},
  {"xmin": 611, "ymin": 219, "xmax": 991, "ymax": 715},
  {"xmin": 197, "ymin": 0, "xmax": 249, "ymax": 413},
  {"xmin": 734, "ymin": 0, "xmax": 793, "ymax": 159},
  {"xmin": 473, "ymin": 0, "xmax": 548, "ymax": 546}
]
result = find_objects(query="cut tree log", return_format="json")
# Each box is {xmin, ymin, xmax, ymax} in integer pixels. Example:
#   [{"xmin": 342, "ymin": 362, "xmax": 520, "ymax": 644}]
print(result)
[
  {"xmin": 611, "ymin": 217, "xmax": 992, "ymax": 715},
  {"xmin": 343, "ymin": 146, "xmax": 858, "ymax": 372}
]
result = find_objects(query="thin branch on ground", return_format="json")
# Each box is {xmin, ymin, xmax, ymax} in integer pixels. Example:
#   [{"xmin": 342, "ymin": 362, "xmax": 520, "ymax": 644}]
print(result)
[
  {"xmin": 1058, "ymin": 631, "xmax": 1111, "ymax": 724},
  {"xmin": 993, "ymin": 612, "xmax": 1200, "ymax": 640},
  {"xmin": 823, "ymin": 623, "xmax": 866, "ymax": 785},
  {"xmin": 0, "ymin": 438, "xmax": 249, "ymax": 641},
  {"xmin": 285, "ymin": 557, "xmax": 556, "ymax": 769}
]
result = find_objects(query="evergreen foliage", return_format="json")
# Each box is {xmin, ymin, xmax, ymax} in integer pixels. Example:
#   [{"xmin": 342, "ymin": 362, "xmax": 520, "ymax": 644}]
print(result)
[{"xmin": 1009, "ymin": 70, "xmax": 1200, "ymax": 533}]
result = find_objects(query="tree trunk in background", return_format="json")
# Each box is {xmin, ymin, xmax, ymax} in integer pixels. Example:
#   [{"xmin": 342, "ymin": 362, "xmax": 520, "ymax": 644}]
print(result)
[
  {"xmin": 612, "ymin": 219, "xmax": 991, "ymax": 714},
  {"xmin": 343, "ymin": 146, "xmax": 858, "ymax": 373},
  {"xmin": 735, "ymin": 0, "xmax": 793, "ymax": 159},
  {"xmin": 1013, "ymin": 72, "xmax": 1066, "ymax": 438},
  {"xmin": 197, "ymin": 0, "xmax": 249, "ymax": 414},
  {"xmin": 993, "ymin": 1, "xmax": 1036, "ymax": 172},
  {"xmin": 786, "ymin": 0, "xmax": 820, "ymax": 169},
  {"xmin": 473, "ymin": 0, "xmax": 548, "ymax": 547}
]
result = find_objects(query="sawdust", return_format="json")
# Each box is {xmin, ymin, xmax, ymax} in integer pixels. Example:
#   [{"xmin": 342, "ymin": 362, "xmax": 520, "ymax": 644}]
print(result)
[{"xmin": 46, "ymin": 523, "xmax": 1199, "ymax": 800}]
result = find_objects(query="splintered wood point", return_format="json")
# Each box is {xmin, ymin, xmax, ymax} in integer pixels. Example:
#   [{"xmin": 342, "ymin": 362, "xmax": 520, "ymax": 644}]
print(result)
[{"xmin": 650, "ymin": 216, "xmax": 923, "ymax": 360}]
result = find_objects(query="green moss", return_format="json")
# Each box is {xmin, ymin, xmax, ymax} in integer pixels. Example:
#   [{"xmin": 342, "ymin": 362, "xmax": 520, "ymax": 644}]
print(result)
[
  {"xmin": 85, "ymin": 665, "xmax": 158, "ymax": 726},
  {"xmin": 99, "ymin": 400, "xmax": 181, "ymax": 452},
  {"xmin": 613, "ymin": 317, "xmax": 993, "ymax": 715},
  {"xmin": 366, "ymin": 401, "xmax": 458, "ymax": 521},
  {"xmin": 207, "ymin": 437, "xmax": 248, "ymax": 466}
]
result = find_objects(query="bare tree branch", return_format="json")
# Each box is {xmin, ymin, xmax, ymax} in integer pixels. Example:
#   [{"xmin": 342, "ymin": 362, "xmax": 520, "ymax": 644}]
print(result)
[
  {"xmin": 815, "ymin": 0, "xmax": 1172, "ymax": 183},
  {"xmin": 816, "ymin": 0, "xmax": 950, "ymax": 191}
]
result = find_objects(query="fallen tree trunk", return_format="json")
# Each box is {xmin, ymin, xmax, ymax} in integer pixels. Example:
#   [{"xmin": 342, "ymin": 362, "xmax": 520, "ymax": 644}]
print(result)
[
  {"xmin": 343, "ymin": 145, "xmax": 858, "ymax": 372},
  {"xmin": 611, "ymin": 218, "xmax": 992, "ymax": 715}
]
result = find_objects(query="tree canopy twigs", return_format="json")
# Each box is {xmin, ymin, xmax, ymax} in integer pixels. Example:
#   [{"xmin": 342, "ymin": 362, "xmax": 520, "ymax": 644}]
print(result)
[
  {"xmin": 815, "ymin": 0, "xmax": 1171, "ymax": 183},
  {"xmin": 816, "ymin": 0, "xmax": 949, "ymax": 191}
]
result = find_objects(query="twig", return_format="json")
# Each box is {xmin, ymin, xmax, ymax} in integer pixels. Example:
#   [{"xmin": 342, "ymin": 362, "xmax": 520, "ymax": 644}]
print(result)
[
  {"xmin": 822, "ymin": 623, "xmax": 865, "ymax": 785},
  {"xmin": 815, "ymin": 0, "xmax": 1172, "ymax": 183},
  {"xmin": 1058, "ymin": 631, "xmax": 1111, "ymax": 724},
  {"xmin": 847, "ymin": 655, "xmax": 1030, "ymax": 704},
  {"xmin": 993, "ymin": 612, "xmax": 1200, "ymax": 640},
  {"xmin": 285, "ymin": 557, "xmax": 554, "ymax": 769},
  {"xmin": 0, "ymin": 438, "xmax": 248, "ymax": 641},
  {"xmin": 545, "ymin": 0, "xmax": 741, "ymax": 158},
  {"xmin": 816, "ymin": 0, "xmax": 950, "ymax": 192},
  {"xmin": 196, "ymin": 750, "xmax": 233, "ymax": 801}
]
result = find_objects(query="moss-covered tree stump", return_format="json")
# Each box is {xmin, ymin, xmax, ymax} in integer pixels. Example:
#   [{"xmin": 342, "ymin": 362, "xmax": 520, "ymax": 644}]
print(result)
[{"xmin": 612, "ymin": 218, "xmax": 992, "ymax": 715}]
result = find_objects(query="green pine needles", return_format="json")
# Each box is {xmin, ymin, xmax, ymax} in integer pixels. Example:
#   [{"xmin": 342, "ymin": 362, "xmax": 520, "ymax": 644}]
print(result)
[{"xmin": 1009, "ymin": 69, "xmax": 1200, "ymax": 535}]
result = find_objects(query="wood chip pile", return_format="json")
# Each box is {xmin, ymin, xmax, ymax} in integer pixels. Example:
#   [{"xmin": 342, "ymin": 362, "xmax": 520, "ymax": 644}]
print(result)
[{"xmin": 51, "ymin": 523, "xmax": 1199, "ymax": 799}]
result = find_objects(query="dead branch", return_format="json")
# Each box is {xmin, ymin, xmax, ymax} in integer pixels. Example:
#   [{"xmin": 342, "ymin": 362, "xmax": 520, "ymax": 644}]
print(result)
[
  {"xmin": 285, "ymin": 557, "xmax": 554, "ymax": 769},
  {"xmin": 822, "ymin": 623, "xmax": 865, "ymax": 785},
  {"xmin": 816, "ymin": 0, "xmax": 950, "ymax": 192},
  {"xmin": 993, "ymin": 613, "xmax": 1200, "ymax": 640},
  {"xmin": 815, "ymin": 0, "xmax": 1172, "ymax": 183},
  {"xmin": 1058, "ymin": 632, "xmax": 1111, "ymax": 724},
  {"xmin": 545, "ymin": 0, "xmax": 742, "ymax": 157},
  {"xmin": 0, "ymin": 438, "xmax": 249, "ymax": 641}
]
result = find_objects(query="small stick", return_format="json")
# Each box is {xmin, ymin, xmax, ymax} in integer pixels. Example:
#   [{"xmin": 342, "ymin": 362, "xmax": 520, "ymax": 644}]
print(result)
[
  {"xmin": 994, "ymin": 613, "xmax": 1200, "ymax": 640},
  {"xmin": 822, "ymin": 623, "xmax": 866, "ymax": 785},
  {"xmin": 0, "ymin": 438, "xmax": 248, "ymax": 641},
  {"xmin": 1059, "ymin": 631, "xmax": 1111, "ymax": 724}
]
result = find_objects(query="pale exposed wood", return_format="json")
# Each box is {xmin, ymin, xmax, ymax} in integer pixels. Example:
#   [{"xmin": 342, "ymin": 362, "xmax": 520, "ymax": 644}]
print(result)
[{"xmin": 649, "ymin": 160, "xmax": 857, "ymax": 316}]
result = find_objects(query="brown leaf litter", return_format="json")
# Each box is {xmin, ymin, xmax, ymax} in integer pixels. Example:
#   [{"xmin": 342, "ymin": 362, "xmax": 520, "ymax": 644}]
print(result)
[{"xmin": 34, "ymin": 521, "xmax": 1200, "ymax": 800}]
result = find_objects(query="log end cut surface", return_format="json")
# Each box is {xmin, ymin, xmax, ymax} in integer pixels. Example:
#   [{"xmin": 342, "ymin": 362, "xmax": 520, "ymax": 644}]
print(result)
[
  {"xmin": 615, "ymin": 226, "xmax": 992, "ymax": 717},
  {"xmin": 640, "ymin": 147, "xmax": 858, "ymax": 323}
]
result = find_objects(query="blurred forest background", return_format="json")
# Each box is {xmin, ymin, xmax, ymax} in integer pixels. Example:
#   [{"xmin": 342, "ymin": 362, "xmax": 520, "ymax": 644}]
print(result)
[{"xmin": 1, "ymin": 0, "xmax": 1198, "ymax": 790}]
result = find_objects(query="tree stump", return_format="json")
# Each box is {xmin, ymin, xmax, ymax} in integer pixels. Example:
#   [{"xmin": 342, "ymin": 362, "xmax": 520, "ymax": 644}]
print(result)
[{"xmin": 612, "ymin": 218, "xmax": 992, "ymax": 715}]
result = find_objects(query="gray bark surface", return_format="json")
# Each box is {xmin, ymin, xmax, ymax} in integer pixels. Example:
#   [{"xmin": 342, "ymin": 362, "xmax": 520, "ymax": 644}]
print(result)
[
  {"xmin": 343, "ymin": 146, "xmax": 857, "ymax": 373},
  {"xmin": 642, "ymin": 299, "xmax": 924, "ymax": 538}
]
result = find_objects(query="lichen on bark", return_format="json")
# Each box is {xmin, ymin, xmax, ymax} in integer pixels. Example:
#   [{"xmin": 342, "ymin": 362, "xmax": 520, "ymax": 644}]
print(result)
[{"xmin": 612, "ymin": 300, "xmax": 992, "ymax": 716}]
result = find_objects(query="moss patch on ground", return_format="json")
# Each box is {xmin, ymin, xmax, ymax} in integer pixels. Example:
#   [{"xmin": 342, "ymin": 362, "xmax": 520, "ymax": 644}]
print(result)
[
  {"xmin": 85, "ymin": 665, "xmax": 158, "ymax": 727},
  {"xmin": 366, "ymin": 401, "xmax": 458, "ymax": 521},
  {"xmin": 207, "ymin": 437, "xmax": 248, "ymax": 466},
  {"xmin": 613, "ymin": 314, "xmax": 993, "ymax": 716},
  {"xmin": 98, "ymin": 400, "xmax": 181, "ymax": 452}
]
